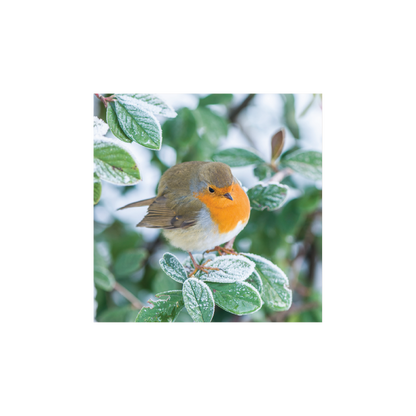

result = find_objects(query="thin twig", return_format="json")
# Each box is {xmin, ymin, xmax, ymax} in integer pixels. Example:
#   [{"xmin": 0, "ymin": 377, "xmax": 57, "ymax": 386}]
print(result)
[
  {"xmin": 228, "ymin": 94, "xmax": 256, "ymax": 123},
  {"xmin": 94, "ymin": 93, "xmax": 116, "ymax": 108},
  {"xmin": 113, "ymin": 282, "xmax": 143, "ymax": 309},
  {"xmin": 269, "ymin": 167, "xmax": 294, "ymax": 183}
]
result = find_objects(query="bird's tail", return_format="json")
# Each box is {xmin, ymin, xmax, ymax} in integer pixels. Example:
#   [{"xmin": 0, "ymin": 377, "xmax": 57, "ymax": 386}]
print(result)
[{"xmin": 117, "ymin": 197, "xmax": 157, "ymax": 211}]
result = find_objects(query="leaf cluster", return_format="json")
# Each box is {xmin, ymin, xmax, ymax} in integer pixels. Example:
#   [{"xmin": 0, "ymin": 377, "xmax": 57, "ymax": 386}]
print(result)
[{"xmin": 137, "ymin": 252, "xmax": 291, "ymax": 322}]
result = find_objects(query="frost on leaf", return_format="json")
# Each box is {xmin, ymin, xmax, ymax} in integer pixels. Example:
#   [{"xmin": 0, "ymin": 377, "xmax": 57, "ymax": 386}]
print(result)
[
  {"xmin": 281, "ymin": 150, "xmax": 322, "ymax": 181},
  {"xmin": 206, "ymin": 281, "xmax": 262, "ymax": 316},
  {"xmin": 136, "ymin": 290, "xmax": 184, "ymax": 322},
  {"xmin": 183, "ymin": 278, "xmax": 215, "ymax": 322},
  {"xmin": 199, "ymin": 255, "xmax": 255, "ymax": 283},
  {"xmin": 114, "ymin": 95, "xmax": 162, "ymax": 150},
  {"xmin": 159, "ymin": 253, "xmax": 187, "ymax": 283},
  {"xmin": 93, "ymin": 116, "xmax": 109, "ymax": 139},
  {"xmin": 245, "ymin": 269, "xmax": 263, "ymax": 295},
  {"xmin": 126, "ymin": 94, "xmax": 177, "ymax": 118},
  {"xmin": 242, "ymin": 253, "xmax": 292, "ymax": 311},
  {"xmin": 182, "ymin": 253, "xmax": 217, "ymax": 275},
  {"xmin": 93, "ymin": 138, "xmax": 141, "ymax": 185},
  {"xmin": 247, "ymin": 183, "xmax": 289, "ymax": 211}
]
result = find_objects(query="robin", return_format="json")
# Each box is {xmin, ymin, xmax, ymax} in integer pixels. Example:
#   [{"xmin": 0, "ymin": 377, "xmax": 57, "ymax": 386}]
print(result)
[{"xmin": 118, "ymin": 161, "xmax": 251, "ymax": 276}]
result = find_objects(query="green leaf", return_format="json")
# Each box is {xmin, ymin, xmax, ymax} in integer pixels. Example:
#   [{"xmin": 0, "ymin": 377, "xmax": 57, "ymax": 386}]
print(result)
[
  {"xmin": 211, "ymin": 148, "xmax": 265, "ymax": 167},
  {"xmin": 199, "ymin": 255, "xmax": 255, "ymax": 283},
  {"xmin": 242, "ymin": 253, "xmax": 292, "ymax": 311},
  {"xmin": 206, "ymin": 281, "xmax": 262, "ymax": 315},
  {"xmin": 281, "ymin": 150, "xmax": 322, "ymax": 180},
  {"xmin": 245, "ymin": 269, "xmax": 263, "ymax": 295},
  {"xmin": 199, "ymin": 94, "xmax": 233, "ymax": 107},
  {"xmin": 126, "ymin": 94, "xmax": 177, "ymax": 118},
  {"xmin": 114, "ymin": 94, "xmax": 162, "ymax": 150},
  {"xmin": 94, "ymin": 266, "xmax": 115, "ymax": 291},
  {"xmin": 106, "ymin": 102, "xmax": 132, "ymax": 143},
  {"xmin": 159, "ymin": 253, "xmax": 188, "ymax": 283},
  {"xmin": 247, "ymin": 183, "xmax": 289, "ymax": 211},
  {"xmin": 136, "ymin": 290, "xmax": 184, "ymax": 322},
  {"xmin": 183, "ymin": 278, "xmax": 215, "ymax": 322},
  {"xmin": 114, "ymin": 249, "xmax": 147, "ymax": 277},
  {"xmin": 94, "ymin": 139, "xmax": 141, "ymax": 185},
  {"xmin": 94, "ymin": 173, "xmax": 101, "ymax": 205}
]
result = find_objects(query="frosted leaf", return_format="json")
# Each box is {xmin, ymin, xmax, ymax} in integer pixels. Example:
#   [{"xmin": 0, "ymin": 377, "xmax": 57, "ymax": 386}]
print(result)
[
  {"xmin": 206, "ymin": 281, "xmax": 262, "ymax": 316},
  {"xmin": 200, "ymin": 255, "xmax": 255, "ymax": 283},
  {"xmin": 245, "ymin": 269, "xmax": 263, "ymax": 295},
  {"xmin": 93, "ymin": 116, "xmax": 109, "ymax": 139},
  {"xmin": 136, "ymin": 290, "xmax": 184, "ymax": 322},
  {"xmin": 106, "ymin": 102, "xmax": 132, "ymax": 143},
  {"xmin": 281, "ymin": 150, "xmax": 322, "ymax": 181},
  {"xmin": 183, "ymin": 278, "xmax": 215, "ymax": 322},
  {"xmin": 247, "ymin": 183, "xmax": 289, "ymax": 211},
  {"xmin": 242, "ymin": 253, "xmax": 292, "ymax": 311},
  {"xmin": 114, "ymin": 94, "xmax": 162, "ymax": 150},
  {"xmin": 114, "ymin": 91, "xmax": 156, "ymax": 96},
  {"xmin": 159, "ymin": 253, "xmax": 187, "ymax": 283},
  {"xmin": 126, "ymin": 94, "xmax": 177, "ymax": 118},
  {"xmin": 94, "ymin": 138, "xmax": 141, "ymax": 185},
  {"xmin": 182, "ymin": 253, "xmax": 217, "ymax": 276}
]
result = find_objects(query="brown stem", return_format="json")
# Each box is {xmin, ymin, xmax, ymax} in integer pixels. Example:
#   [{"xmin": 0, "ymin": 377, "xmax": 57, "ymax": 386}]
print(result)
[
  {"xmin": 113, "ymin": 282, "xmax": 143, "ymax": 309},
  {"xmin": 269, "ymin": 167, "xmax": 293, "ymax": 183},
  {"xmin": 94, "ymin": 93, "xmax": 116, "ymax": 108},
  {"xmin": 228, "ymin": 94, "xmax": 256, "ymax": 123}
]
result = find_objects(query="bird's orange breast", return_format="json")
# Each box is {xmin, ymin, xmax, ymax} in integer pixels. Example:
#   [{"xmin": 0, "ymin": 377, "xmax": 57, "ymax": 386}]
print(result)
[{"xmin": 194, "ymin": 182, "xmax": 250, "ymax": 234}]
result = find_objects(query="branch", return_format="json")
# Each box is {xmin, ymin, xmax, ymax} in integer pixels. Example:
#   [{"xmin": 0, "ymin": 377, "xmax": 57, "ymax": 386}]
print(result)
[
  {"xmin": 269, "ymin": 167, "xmax": 293, "ymax": 183},
  {"xmin": 113, "ymin": 282, "xmax": 143, "ymax": 309},
  {"xmin": 94, "ymin": 93, "xmax": 116, "ymax": 108},
  {"xmin": 228, "ymin": 94, "xmax": 256, "ymax": 123}
]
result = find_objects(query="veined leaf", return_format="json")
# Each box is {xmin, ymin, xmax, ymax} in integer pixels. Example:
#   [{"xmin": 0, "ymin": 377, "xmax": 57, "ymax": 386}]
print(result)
[
  {"xmin": 193, "ymin": 107, "xmax": 228, "ymax": 144},
  {"xmin": 114, "ymin": 94, "xmax": 162, "ymax": 150},
  {"xmin": 159, "ymin": 252, "xmax": 188, "ymax": 283},
  {"xmin": 206, "ymin": 281, "xmax": 262, "ymax": 315},
  {"xmin": 183, "ymin": 278, "xmax": 215, "ymax": 322},
  {"xmin": 94, "ymin": 173, "xmax": 101, "ymax": 205},
  {"xmin": 136, "ymin": 290, "xmax": 184, "ymax": 322},
  {"xmin": 212, "ymin": 148, "xmax": 265, "ymax": 167},
  {"xmin": 245, "ymin": 269, "xmax": 263, "ymax": 295},
  {"xmin": 126, "ymin": 94, "xmax": 177, "ymax": 118},
  {"xmin": 247, "ymin": 183, "xmax": 289, "ymax": 211},
  {"xmin": 242, "ymin": 253, "xmax": 292, "ymax": 311},
  {"xmin": 281, "ymin": 150, "xmax": 322, "ymax": 180},
  {"xmin": 106, "ymin": 102, "xmax": 132, "ymax": 143},
  {"xmin": 94, "ymin": 139, "xmax": 141, "ymax": 185},
  {"xmin": 200, "ymin": 255, "xmax": 255, "ymax": 283},
  {"xmin": 253, "ymin": 164, "xmax": 274, "ymax": 181}
]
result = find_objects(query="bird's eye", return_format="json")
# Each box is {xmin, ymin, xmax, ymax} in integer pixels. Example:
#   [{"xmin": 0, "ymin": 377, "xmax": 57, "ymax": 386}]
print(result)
[{"xmin": 208, "ymin": 187, "xmax": 215, "ymax": 193}]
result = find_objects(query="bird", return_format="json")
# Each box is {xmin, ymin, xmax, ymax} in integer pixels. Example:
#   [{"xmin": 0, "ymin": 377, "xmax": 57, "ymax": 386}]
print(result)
[{"xmin": 118, "ymin": 161, "xmax": 251, "ymax": 276}]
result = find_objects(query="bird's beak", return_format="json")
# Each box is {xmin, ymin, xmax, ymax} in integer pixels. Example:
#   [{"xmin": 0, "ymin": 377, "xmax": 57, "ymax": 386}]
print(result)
[{"xmin": 224, "ymin": 193, "xmax": 233, "ymax": 201}]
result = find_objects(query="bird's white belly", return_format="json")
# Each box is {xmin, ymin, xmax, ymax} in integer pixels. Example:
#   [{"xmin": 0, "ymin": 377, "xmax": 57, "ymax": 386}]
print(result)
[{"xmin": 162, "ymin": 207, "xmax": 248, "ymax": 253}]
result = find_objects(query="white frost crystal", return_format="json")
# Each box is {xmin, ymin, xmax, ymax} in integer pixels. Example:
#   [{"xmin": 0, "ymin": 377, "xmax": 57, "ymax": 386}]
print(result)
[{"xmin": 93, "ymin": 116, "xmax": 109, "ymax": 139}]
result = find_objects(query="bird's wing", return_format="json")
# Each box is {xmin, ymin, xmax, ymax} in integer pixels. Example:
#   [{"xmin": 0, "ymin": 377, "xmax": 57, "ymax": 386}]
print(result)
[{"xmin": 137, "ymin": 195, "xmax": 202, "ymax": 229}]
